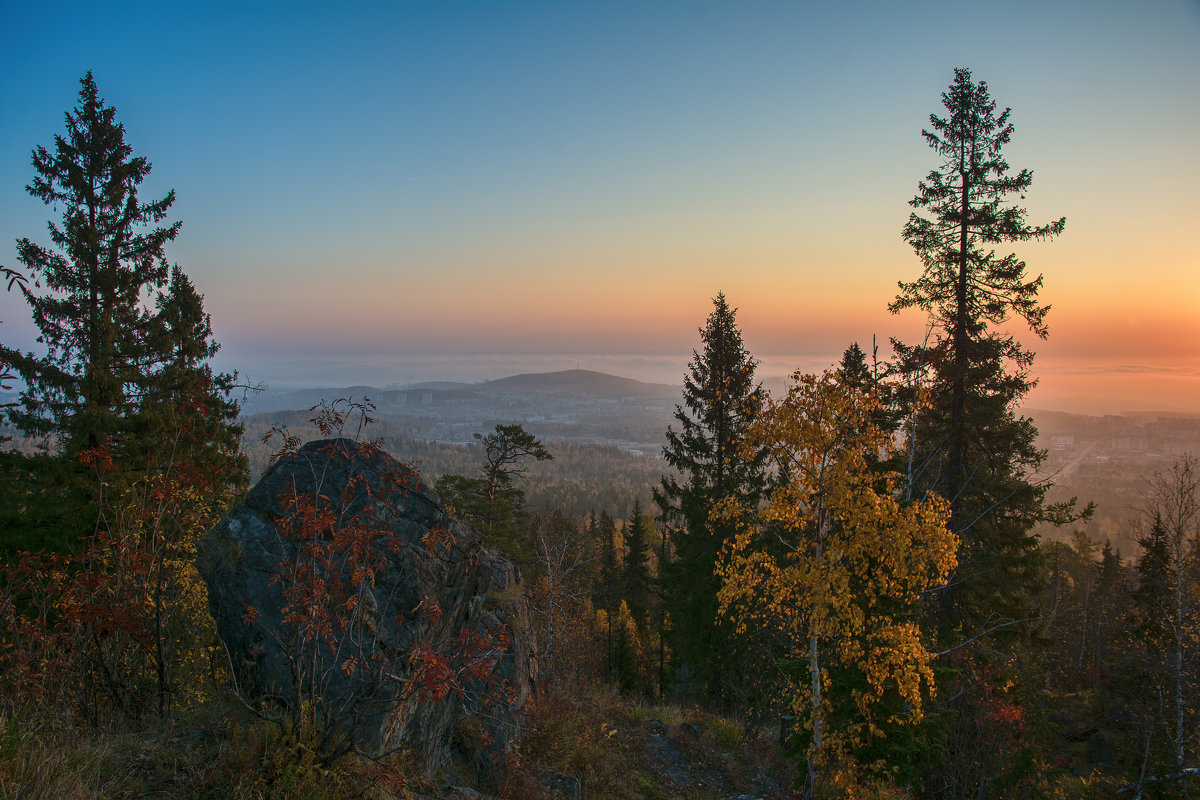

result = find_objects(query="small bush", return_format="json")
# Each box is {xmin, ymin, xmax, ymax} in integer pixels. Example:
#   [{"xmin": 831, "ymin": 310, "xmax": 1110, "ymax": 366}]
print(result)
[{"xmin": 709, "ymin": 716, "xmax": 743, "ymax": 748}]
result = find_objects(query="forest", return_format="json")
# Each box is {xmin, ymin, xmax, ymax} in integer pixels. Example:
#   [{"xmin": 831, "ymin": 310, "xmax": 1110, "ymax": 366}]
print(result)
[{"xmin": 0, "ymin": 69, "xmax": 1197, "ymax": 800}]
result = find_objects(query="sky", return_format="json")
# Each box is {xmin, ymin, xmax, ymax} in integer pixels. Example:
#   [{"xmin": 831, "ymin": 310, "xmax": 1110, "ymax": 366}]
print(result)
[{"xmin": 1, "ymin": 1, "xmax": 1197, "ymax": 412}]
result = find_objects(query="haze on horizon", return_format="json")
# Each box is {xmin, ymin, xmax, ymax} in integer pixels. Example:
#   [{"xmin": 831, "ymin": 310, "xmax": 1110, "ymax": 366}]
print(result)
[{"xmin": 1, "ymin": 1, "xmax": 1196, "ymax": 416}]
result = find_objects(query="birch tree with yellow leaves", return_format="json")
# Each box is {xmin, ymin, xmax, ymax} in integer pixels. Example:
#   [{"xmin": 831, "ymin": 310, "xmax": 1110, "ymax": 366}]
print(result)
[{"xmin": 717, "ymin": 370, "xmax": 957, "ymax": 797}]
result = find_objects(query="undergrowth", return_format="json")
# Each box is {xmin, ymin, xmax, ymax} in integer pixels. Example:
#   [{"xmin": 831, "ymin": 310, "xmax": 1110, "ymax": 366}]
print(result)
[
  {"xmin": 1, "ymin": 682, "xmax": 796, "ymax": 799},
  {"xmin": 502, "ymin": 681, "xmax": 796, "ymax": 799},
  {"xmin": 0, "ymin": 699, "xmax": 431, "ymax": 800}
]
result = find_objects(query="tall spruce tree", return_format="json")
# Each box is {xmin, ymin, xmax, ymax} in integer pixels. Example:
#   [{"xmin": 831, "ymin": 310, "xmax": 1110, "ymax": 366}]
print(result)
[
  {"xmin": 1133, "ymin": 456, "xmax": 1200, "ymax": 786},
  {"xmin": 1, "ymin": 72, "xmax": 178, "ymax": 455},
  {"xmin": 655, "ymin": 292, "xmax": 766, "ymax": 704},
  {"xmin": 889, "ymin": 68, "xmax": 1084, "ymax": 636},
  {"xmin": 0, "ymin": 74, "xmax": 246, "ymax": 550}
]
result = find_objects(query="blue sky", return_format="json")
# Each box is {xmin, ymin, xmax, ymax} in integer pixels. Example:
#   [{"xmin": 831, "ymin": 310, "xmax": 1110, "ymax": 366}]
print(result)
[{"xmin": 1, "ymin": 1, "xmax": 1197, "ymax": 409}]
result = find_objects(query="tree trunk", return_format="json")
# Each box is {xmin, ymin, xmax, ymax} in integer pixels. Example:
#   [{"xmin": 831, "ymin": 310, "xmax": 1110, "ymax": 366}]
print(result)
[
  {"xmin": 804, "ymin": 518, "xmax": 828, "ymax": 800},
  {"xmin": 805, "ymin": 629, "xmax": 821, "ymax": 800},
  {"xmin": 1176, "ymin": 561, "xmax": 1186, "ymax": 790}
]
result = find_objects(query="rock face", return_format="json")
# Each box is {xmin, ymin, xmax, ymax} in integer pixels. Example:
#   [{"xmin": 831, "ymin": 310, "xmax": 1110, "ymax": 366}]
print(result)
[{"xmin": 198, "ymin": 438, "xmax": 535, "ymax": 782}]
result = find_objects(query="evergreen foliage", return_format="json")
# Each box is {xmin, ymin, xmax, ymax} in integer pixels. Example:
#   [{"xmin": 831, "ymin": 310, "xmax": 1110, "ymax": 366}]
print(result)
[
  {"xmin": 1131, "ymin": 455, "xmax": 1200, "ymax": 788},
  {"xmin": 0, "ymin": 73, "xmax": 244, "ymax": 550},
  {"xmin": 888, "ymin": 67, "xmax": 1085, "ymax": 635},
  {"xmin": 621, "ymin": 499, "xmax": 653, "ymax": 629},
  {"xmin": 592, "ymin": 510, "xmax": 620, "ymax": 672},
  {"xmin": 655, "ymin": 292, "xmax": 767, "ymax": 705},
  {"xmin": 139, "ymin": 266, "xmax": 247, "ymax": 489},
  {"xmin": 434, "ymin": 423, "xmax": 552, "ymax": 564},
  {"xmin": 594, "ymin": 510, "xmax": 619, "ymax": 618},
  {"xmin": 836, "ymin": 342, "xmax": 871, "ymax": 389},
  {"xmin": 1, "ymin": 72, "xmax": 179, "ymax": 455}
]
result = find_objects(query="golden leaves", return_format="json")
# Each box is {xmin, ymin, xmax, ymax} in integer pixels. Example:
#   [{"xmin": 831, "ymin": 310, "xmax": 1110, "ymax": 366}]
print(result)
[{"xmin": 716, "ymin": 369, "xmax": 959, "ymax": 779}]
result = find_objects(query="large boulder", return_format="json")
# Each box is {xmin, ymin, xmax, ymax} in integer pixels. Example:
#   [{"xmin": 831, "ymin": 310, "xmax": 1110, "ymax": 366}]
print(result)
[{"xmin": 198, "ymin": 438, "xmax": 536, "ymax": 782}]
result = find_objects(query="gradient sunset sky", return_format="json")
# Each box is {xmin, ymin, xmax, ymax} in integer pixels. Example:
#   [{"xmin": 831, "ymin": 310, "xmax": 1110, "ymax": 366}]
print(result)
[{"xmin": 1, "ymin": 1, "xmax": 1197, "ymax": 412}]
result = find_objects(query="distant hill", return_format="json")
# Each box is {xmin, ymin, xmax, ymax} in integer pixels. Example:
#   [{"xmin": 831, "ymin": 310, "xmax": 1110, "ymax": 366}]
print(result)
[
  {"xmin": 238, "ymin": 385, "xmax": 384, "ymax": 416},
  {"xmin": 481, "ymin": 369, "xmax": 676, "ymax": 400},
  {"xmin": 238, "ymin": 368, "xmax": 684, "ymax": 482},
  {"xmin": 241, "ymin": 369, "xmax": 680, "ymax": 416}
]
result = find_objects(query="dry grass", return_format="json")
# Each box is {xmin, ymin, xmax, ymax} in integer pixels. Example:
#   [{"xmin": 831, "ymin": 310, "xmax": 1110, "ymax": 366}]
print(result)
[
  {"xmin": 0, "ymin": 701, "xmax": 431, "ymax": 800},
  {"xmin": 0, "ymin": 684, "xmax": 796, "ymax": 799},
  {"xmin": 501, "ymin": 682, "xmax": 796, "ymax": 799}
]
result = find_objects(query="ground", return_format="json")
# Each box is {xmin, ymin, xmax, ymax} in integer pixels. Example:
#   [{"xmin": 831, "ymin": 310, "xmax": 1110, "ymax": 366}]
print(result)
[{"xmin": 1, "ymin": 685, "xmax": 798, "ymax": 799}]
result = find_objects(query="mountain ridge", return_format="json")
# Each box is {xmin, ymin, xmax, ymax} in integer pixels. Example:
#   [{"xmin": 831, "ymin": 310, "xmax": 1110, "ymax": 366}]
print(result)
[{"xmin": 241, "ymin": 368, "xmax": 680, "ymax": 416}]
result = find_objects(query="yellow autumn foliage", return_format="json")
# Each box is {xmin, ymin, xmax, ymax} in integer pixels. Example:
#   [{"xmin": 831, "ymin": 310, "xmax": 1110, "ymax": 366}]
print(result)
[{"xmin": 716, "ymin": 369, "xmax": 957, "ymax": 790}]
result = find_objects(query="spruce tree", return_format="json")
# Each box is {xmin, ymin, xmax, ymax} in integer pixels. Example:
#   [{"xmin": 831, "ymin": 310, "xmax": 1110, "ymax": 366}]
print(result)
[
  {"xmin": 837, "ymin": 342, "xmax": 872, "ymax": 389},
  {"xmin": 655, "ymin": 292, "xmax": 766, "ymax": 704},
  {"xmin": 889, "ymin": 68, "xmax": 1084, "ymax": 636},
  {"xmin": 0, "ymin": 74, "xmax": 245, "ymax": 549},
  {"xmin": 621, "ymin": 498, "xmax": 653, "ymax": 629},
  {"xmin": 140, "ymin": 266, "xmax": 248, "ymax": 489},
  {"xmin": 1, "ymin": 72, "xmax": 178, "ymax": 455}
]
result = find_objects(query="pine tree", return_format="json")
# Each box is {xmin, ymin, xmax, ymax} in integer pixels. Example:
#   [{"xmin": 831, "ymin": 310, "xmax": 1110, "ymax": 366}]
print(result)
[
  {"xmin": 434, "ymin": 423, "xmax": 552, "ymax": 564},
  {"xmin": 1, "ymin": 72, "xmax": 178, "ymax": 456},
  {"xmin": 655, "ymin": 292, "xmax": 766, "ymax": 704},
  {"xmin": 888, "ymin": 68, "xmax": 1085, "ymax": 636}
]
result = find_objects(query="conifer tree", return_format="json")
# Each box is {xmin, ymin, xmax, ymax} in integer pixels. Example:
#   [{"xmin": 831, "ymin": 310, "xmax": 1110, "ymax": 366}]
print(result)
[
  {"xmin": 139, "ymin": 266, "xmax": 247, "ymax": 488},
  {"xmin": 837, "ymin": 342, "xmax": 872, "ymax": 389},
  {"xmin": 1132, "ymin": 456, "xmax": 1200, "ymax": 787},
  {"xmin": 1, "ymin": 72, "xmax": 178, "ymax": 455},
  {"xmin": 0, "ymin": 74, "xmax": 245, "ymax": 551},
  {"xmin": 594, "ymin": 511, "xmax": 619, "ymax": 614},
  {"xmin": 592, "ymin": 510, "xmax": 619, "ymax": 670},
  {"xmin": 889, "ymin": 68, "xmax": 1084, "ymax": 635},
  {"xmin": 655, "ymin": 292, "xmax": 766, "ymax": 704},
  {"xmin": 621, "ymin": 499, "xmax": 653, "ymax": 629},
  {"xmin": 435, "ymin": 423, "xmax": 552, "ymax": 564}
]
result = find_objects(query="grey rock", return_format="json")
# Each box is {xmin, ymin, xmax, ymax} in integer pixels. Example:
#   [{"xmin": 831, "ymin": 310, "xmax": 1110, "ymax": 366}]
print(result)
[
  {"xmin": 748, "ymin": 767, "xmax": 780, "ymax": 794},
  {"xmin": 198, "ymin": 438, "xmax": 536, "ymax": 783},
  {"xmin": 646, "ymin": 731, "xmax": 691, "ymax": 789},
  {"xmin": 539, "ymin": 771, "xmax": 582, "ymax": 799}
]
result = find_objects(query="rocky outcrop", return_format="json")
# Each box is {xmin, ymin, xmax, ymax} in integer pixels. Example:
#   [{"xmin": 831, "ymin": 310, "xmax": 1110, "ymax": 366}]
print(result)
[{"xmin": 198, "ymin": 438, "xmax": 535, "ymax": 783}]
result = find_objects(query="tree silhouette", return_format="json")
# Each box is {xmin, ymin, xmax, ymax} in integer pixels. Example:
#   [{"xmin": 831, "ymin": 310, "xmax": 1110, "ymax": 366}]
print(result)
[
  {"xmin": 656, "ymin": 292, "xmax": 766, "ymax": 705},
  {"xmin": 1, "ymin": 72, "xmax": 178, "ymax": 455},
  {"xmin": 889, "ymin": 67, "xmax": 1085, "ymax": 635}
]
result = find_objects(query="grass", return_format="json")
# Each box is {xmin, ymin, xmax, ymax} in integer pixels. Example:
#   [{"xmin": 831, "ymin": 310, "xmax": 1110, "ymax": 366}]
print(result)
[
  {"xmin": 707, "ymin": 717, "xmax": 743, "ymax": 749},
  {"xmin": 502, "ymin": 681, "xmax": 796, "ymax": 799},
  {"xmin": 0, "ymin": 683, "xmax": 797, "ymax": 799},
  {"xmin": 0, "ymin": 701, "xmax": 434, "ymax": 800}
]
